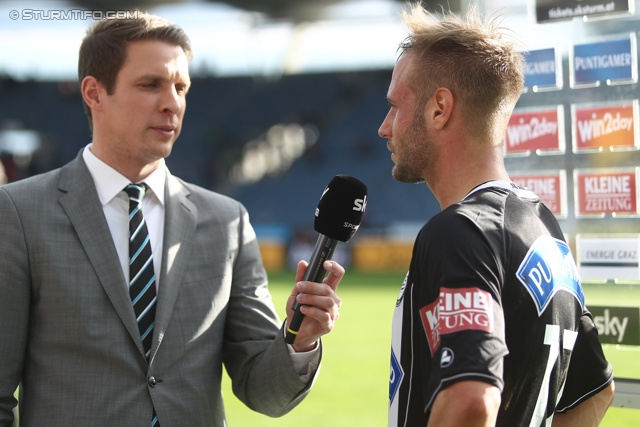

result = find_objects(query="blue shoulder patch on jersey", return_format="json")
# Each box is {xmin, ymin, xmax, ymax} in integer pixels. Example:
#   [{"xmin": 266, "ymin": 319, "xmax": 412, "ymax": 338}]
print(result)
[{"xmin": 516, "ymin": 235, "xmax": 585, "ymax": 316}]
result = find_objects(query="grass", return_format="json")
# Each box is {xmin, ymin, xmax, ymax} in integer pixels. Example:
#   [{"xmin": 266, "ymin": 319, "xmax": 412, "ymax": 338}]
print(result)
[
  {"xmin": 221, "ymin": 270, "xmax": 640, "ymax": 426},
  {"xmin": 222, "ymin": 270, "xmax": 401, "ymax": 426}
]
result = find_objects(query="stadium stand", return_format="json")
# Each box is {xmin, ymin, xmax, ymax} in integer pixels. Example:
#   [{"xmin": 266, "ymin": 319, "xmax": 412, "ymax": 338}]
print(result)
[{"xmin": 0, "ymin": 69, "xmax": 440, "ymax": 224}]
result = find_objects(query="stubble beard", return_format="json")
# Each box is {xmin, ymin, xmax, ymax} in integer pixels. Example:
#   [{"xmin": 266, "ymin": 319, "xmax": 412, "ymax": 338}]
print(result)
[{"xmin": 391, "ymin": 115, "xmax": 434, "ymax": 185}]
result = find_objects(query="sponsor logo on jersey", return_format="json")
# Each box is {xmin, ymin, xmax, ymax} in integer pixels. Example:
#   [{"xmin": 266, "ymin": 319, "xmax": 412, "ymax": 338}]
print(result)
[
  {"xmin": 440, "ymin": 348, "xmax": 454, "ymax": 368},
  {"xmin": 516, "ymin": 235, "xmax": 585, "ymax": 316},
  {"xmin": 419, "ymin": 287, "xmax": 494, "ymax": 356},
  {"xmin": 389, "ymin": 349, "xmax": 404, "ymax": 403}
]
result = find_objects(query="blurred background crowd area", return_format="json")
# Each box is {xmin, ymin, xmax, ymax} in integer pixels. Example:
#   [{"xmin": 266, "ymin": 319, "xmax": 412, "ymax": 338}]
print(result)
[
  {"xmin": 0, "ymin": 66, "xmax": 427, "ymax": 271},
  {"xmin": 2, "ymin": 0, "xmax": 640, "ymax": 273},
  {"xmin": 0, "ymin": 0, "xmax": 451, "ymax": 273}
]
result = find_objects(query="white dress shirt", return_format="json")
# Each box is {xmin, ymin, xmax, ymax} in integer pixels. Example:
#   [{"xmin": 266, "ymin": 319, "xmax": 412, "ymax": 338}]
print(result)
[{"xmin": 83, "ymin": 144, "xmax": 165, "ymax": 291}]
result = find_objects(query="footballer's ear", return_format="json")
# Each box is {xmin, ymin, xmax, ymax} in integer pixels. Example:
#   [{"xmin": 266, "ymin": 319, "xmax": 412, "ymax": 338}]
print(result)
[{"xmin": 427, "ymin": 87, "xmax": 453, "ymax": 130}]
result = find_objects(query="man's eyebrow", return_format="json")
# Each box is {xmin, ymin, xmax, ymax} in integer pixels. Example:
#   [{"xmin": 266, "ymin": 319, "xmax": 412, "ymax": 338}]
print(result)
[
  {"xmin": 135, "ymin": 74, "xmax": 191, "ymax": 86},
  {"xmin": 135, "ymin": 74, "xmax": 164, "ymax": 82}
]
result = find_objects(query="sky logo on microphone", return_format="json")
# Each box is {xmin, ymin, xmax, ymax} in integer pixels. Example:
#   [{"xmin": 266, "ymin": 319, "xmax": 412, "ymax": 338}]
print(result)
[{"xmin": 353, "ymin": 195, "xmax": 367, "ymax": 212}]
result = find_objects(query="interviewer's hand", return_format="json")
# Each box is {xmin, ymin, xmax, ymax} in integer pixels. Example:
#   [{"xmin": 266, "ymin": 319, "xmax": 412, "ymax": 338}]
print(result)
[{"xmin": 285, "ymin": 260, "xmax": 344, "ymax": 352}]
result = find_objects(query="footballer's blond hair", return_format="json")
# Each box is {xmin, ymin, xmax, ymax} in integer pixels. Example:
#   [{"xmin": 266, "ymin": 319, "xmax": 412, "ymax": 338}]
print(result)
[{"xmin": 399, "ymin": 4, "xmax": 525, "ymax": 144}]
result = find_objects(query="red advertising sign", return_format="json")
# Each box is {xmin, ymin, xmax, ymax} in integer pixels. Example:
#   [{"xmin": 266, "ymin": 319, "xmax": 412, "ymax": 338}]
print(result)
[
  {"xmin": 573, "ymin": 102, "xmax": 638, "ymax": 152},
  {"xmin": 505, "ymin": 107, "xmax": 563, "ymax": 155},
  {"xmin": 512, "ymin": 171, "xmax": 566, "ymax": 216},
  {"xmin": 575, "ymin": 169, "xmax": 639, "ymax": 216}
]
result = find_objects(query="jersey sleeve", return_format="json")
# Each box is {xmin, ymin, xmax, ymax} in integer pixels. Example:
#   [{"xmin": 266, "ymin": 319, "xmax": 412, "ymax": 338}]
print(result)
[
  {"xmin": 555, "ymin": 310, "xmax": 614, "ymax": 413},
  {"xmin": 414, "ymin": 209, "xmax": 508, "ymax": 411}
]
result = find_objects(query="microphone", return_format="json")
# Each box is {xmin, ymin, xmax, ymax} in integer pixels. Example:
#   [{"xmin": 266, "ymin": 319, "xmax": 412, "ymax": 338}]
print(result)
[{"xmin": 285, "ymin": 174, "xmax": 368, "ymax": 345}]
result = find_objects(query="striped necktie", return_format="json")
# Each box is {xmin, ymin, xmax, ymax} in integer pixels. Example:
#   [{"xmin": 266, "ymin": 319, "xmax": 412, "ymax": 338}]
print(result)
[{"xmin": 125, "ymin": 183, "xmax": 157, "ymax": 361}]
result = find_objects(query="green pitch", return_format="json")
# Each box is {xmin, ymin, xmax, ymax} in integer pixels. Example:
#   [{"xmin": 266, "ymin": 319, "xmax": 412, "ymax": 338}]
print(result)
[{"xmin": 221, "ymin": 270, "xmax": 640, "ymax": 426}]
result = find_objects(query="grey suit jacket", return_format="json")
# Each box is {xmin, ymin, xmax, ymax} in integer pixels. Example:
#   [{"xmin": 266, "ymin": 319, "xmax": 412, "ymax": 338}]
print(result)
[{"xmin": 0, "ymin": 151, "xmax": 319, "ymax": 426}]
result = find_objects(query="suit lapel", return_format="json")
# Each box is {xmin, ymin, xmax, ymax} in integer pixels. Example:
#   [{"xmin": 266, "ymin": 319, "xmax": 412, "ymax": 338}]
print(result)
[
  {"xmin": 57, "ymin": 152, "xmax": 145, "ymax": 356},
  {"xmin": 151, "ymin": 173, "xmax": 197, "ymax": 358}
]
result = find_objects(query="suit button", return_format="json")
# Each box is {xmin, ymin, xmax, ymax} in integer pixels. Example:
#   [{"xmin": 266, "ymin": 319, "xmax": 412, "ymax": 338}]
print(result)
[{"xmin": 148, "ymin": 376, "xmax": 157, "ymax": 387}]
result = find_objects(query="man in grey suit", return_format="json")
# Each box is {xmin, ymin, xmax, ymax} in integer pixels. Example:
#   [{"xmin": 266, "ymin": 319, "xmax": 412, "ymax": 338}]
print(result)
[{"xmin": 0, "ymin": 12, "xmax": 345, "ymax": 427}]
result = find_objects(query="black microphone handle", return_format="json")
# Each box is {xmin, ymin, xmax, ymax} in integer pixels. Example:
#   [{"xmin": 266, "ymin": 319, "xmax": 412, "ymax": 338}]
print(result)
[{"xmin": 285, "ymin": 234, "xmax": 339, "ymax": 345}]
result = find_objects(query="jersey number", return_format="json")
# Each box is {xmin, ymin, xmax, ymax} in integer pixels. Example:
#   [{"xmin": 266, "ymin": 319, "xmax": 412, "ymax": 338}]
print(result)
[{"xmin": 529, "ymin": 324, "xmax": 578, "ymax": 427}]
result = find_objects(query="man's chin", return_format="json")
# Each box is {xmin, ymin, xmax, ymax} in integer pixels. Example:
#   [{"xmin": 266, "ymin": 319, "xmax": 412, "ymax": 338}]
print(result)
[
  {"xmin": 152, "ymin": 139, "xmax": 177, "ymax": 159},
  {"xmin": 392, "ymin": 167, "xmax": 424, "ymax": 184}
]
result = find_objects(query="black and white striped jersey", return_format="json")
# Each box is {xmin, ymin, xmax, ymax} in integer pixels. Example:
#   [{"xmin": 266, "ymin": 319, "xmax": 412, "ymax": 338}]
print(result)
[{"xmin": 389, "ymin": 181, "xmax": 613, "ymax": 427}]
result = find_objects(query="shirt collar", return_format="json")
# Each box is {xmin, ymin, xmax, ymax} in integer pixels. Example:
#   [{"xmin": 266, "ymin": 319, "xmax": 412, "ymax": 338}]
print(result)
[
  {"xmin": 82, "ymin": 144, "xmax": 166, "ymax": 207},
  {"xmin": 461, "ymin": 180, "xmax": 538, "ymax": 202}
]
